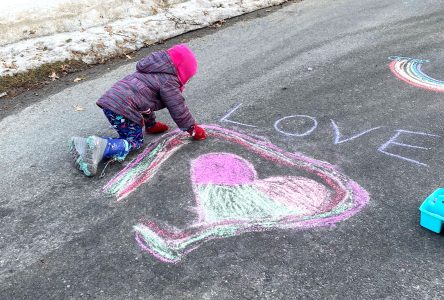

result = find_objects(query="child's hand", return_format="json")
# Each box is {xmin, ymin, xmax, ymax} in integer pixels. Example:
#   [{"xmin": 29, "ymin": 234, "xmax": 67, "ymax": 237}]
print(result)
[
  {"xmin": 146, "ymin": 122, "xmax": 169, "ymax": 134},
  {"xmin": 187, "ymin": 124, "xmax": 206, "ymax": 141}
]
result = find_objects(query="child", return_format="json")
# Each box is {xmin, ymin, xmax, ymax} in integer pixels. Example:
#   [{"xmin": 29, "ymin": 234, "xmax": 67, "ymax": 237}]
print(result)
[{"xmin": 69, "ymin": 44, "xmax": 206, "ymax": 177}]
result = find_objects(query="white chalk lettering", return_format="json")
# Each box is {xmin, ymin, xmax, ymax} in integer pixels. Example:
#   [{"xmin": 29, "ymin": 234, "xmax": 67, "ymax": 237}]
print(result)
[
  {"xmin": 220, "ymin": 103, "xmax": 441, "ymax": 168},
  {"xmin": 274, "ymin": 115, "xmax": 318, "ymax": 137},
  {"xmin": 220, "ymin": 103, "xmax": 257, "ymax": 128},
  {"xmin": 331, "ymin": 119, "xmax": 382, "ymax": 144},
  {"xmin": 378, "ymin": 130, "xmax": 440, "ymax": 167}
]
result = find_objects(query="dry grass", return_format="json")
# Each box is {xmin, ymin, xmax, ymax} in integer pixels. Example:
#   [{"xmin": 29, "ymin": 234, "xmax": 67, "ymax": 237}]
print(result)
[{"xmin": 0, "ymin": 60, "xmax": 87, "ymax": 95}]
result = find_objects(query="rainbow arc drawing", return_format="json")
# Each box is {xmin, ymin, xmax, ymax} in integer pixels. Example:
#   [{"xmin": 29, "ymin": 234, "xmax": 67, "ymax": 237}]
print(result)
[
  {"xmin": 104, "ymin": 125, "xmax": 369, "ymax": 263},
  {"xmin": 388, "ymin": 56, "xmax": 444, "ymax": 92}
]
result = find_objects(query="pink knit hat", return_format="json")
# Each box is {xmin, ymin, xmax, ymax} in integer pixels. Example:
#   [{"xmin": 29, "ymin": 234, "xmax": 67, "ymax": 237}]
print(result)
[{"xmin": 167, "ymin": 44, "xmax": 197, "ymax": 91}]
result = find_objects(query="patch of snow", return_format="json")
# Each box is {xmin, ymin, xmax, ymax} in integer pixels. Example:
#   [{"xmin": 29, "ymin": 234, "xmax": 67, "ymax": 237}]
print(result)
[
  {"xmin": 0, "ymin": 0, "xmax": 187, "ymax": 46},
  {"xmin": 0, "ymin": 0, "xmax": 288, "ymax": 77}
]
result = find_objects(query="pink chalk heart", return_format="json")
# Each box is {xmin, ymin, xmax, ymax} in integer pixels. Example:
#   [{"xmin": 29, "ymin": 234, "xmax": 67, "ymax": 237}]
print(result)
[
  {"xmin": 254, "ymin": 176, "xmax": 330, "ymax": 215},
  {"xmin": 191, "ymin": 153, "xmax": 257, "ymax": 185},
  {"xmin": 191, "ymin": 153, "xmax": 331, "ymax": 222},
  {"xmin": 104, "ymin": 125, "xmax": 369, "ymax": 263}
]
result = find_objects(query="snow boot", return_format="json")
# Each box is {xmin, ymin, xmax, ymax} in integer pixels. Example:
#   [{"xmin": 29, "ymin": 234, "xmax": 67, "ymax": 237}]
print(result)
[
  {"xmin": 69, "ymin": 136, "xmax": 90, "ymax": 175},
  {"xmin": 70, "ymin": 136, "xmax": 130, "ymax": 176}
]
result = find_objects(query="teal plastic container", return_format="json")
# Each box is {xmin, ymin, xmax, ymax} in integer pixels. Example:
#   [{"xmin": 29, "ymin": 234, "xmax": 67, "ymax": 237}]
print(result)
[{"xmin": 419, "ymin": 188, "xmax": 444, "ymax": 233}]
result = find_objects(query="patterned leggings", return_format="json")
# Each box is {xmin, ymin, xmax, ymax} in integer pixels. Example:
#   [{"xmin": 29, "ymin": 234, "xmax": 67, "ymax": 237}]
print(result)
[{"xmin": 103, "ymin": 108, "xmax": 144, "ymax": 151}]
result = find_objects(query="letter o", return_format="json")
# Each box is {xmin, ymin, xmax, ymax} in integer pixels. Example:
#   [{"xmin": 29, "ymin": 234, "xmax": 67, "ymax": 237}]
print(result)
[{"xmin": 274, "ymin": 115, "xmax": 318, "ymax": 137}]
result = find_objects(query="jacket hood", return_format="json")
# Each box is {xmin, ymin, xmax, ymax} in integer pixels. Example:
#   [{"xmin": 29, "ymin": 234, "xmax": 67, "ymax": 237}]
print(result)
[
  {"xmin": 136, "ymin": 50, "xmax": 177, "ymax": 75},
  {"xmin": 167, "ymin": 44, "xmax": 197, "ymax": 90}
]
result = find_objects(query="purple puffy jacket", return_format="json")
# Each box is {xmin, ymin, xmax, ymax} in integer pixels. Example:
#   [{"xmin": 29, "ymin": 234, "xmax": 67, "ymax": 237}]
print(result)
[{"xmin": 96, "ymin": 50, "xmax": 195, "ymax": 130}]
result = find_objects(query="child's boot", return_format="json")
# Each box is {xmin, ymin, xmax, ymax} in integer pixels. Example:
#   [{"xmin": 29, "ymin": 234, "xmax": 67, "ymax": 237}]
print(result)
[
  {"xmin": 83, "ymin": 136, "xmax": 130, "ymax": 176},
  {"xmin": 69, "ymin": 136, "xmax": 90, "ymax": 175},
  {"xmin": 81, "ymin": 136, "xmax": 130, "ymax": 176}
]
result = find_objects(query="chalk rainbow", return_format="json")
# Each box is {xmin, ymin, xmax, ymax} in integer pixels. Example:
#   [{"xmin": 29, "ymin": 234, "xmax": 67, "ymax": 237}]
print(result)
[
  {"xmin": 104, "ymin": 125, "xmax": 369, "ymax": 263},
  {"xmin": 388, "ymin": 56, "xmax": 444, "ymax": 92}
]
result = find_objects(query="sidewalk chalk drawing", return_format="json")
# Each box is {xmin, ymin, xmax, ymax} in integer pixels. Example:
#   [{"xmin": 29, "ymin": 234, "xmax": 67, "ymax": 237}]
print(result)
[
  {"xmin": 388, "ymin": 56, "xmax": 444, "ymax": 92},
  {"xmin": 103, "ymin": 125, "xmax": 369, "ymax": 263}
]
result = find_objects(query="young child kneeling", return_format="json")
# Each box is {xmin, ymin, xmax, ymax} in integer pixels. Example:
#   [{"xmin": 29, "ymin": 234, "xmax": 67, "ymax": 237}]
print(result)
[{"xmin": 70, "ymin": 44, "xmax": 206, "ymax": 177}]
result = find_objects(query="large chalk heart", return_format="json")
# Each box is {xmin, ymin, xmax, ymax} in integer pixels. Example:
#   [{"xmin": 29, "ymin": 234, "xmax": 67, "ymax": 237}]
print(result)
[
  {"xmin": 104, "ymin": 125, "xmax": 369, "ymax": 263},
  {"xmin": 191, "ymin": 153, "xmax": 331, "ymax": 222}
]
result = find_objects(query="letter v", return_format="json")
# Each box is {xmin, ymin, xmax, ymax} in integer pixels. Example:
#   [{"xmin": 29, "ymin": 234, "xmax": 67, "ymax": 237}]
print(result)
[{"xmin": 331, "ymin": 119, "xmax": 382, "ymax": 144}]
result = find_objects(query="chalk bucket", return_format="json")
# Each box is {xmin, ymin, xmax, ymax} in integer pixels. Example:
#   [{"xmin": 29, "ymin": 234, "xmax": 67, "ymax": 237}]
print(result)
[{"xmin": 419, "ymin": 188, "xmax": 444, "ymax": 233}]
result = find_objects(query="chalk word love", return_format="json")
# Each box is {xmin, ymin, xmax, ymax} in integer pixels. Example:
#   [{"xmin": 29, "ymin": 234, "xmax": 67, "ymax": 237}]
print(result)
[
  {"xmin": 104, "ymin": 126, "xmax": 368, "ymax": 263},
  {"xmin": 388, "ymin": 56, "xmax": 444, "ymax": 93},
  {"xmin": 221, "ymin": 103, "xmax": 440, "ymax": 167}
]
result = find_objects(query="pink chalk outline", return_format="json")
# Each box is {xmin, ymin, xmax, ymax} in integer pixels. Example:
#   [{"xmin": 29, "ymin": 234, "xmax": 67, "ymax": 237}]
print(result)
[{"xmin": 104, "ymin": 125, "xmax": 369, "ymax": 263}]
